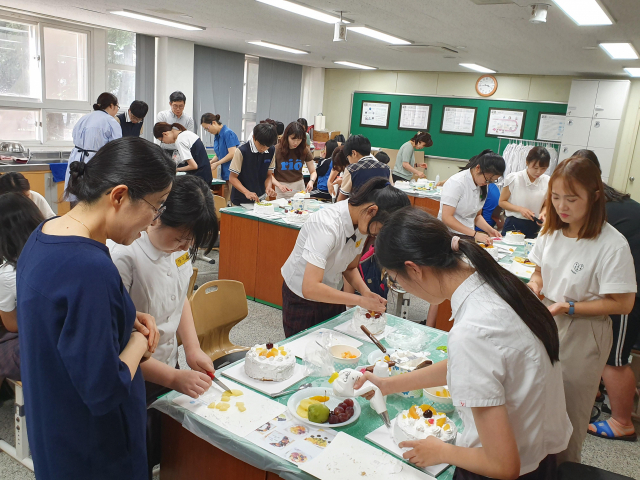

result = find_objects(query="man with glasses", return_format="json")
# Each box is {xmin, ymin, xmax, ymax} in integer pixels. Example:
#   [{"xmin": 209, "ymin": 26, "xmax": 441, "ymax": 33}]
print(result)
[
  {"xmin": 155, "ymin": 91, "xmax": 195, "ymax": 158},
  {"xmin": 117, "ymin": 100, "xmax": 149, "ymax": 138}
]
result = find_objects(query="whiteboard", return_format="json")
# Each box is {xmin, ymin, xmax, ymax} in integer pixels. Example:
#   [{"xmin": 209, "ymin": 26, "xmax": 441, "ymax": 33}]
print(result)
[
  {"xmin": 399, "ymin": 103, "xmax": 431, "ymax": 130},
  {"xmin": 360, "ymin": 101, "xmax": 391, "ymax": 128},
  {"xmin": 486, "ymin": 108, "xmax": 526, "ymax": 138},
  {"xmin": 536, "ymin": 113, "xmax": 565, "ymax": 142},
  {"xmin": 440, "ymin": 106, "xmax": 476, "ymax": 135}
]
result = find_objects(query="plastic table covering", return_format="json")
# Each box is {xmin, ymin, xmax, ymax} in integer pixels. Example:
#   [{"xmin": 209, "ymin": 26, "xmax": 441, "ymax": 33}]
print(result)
[{"xmin": 153, "ymin": 309, "xmax": 458, "ymax": 480}]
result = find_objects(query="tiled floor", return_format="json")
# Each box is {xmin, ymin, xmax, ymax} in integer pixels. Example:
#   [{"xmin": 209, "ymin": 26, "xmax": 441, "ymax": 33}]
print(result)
[{"xmin": 2, "ymin": 254, "xmax": 639, "ymax": 479}]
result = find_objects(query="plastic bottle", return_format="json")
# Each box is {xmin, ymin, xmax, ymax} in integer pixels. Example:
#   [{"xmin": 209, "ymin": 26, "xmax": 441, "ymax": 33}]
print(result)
[{"xmin": 435, "ymin": 174, "xmax": 440, "ymax": 184}]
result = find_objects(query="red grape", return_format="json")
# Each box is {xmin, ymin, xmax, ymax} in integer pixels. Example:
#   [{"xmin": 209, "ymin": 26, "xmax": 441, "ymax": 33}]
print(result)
[
  {"xmin": 344, "ymin": 399, "xmax": 354, "ymax": 407},
  {"xmin": 338, "ymin": 413, "xmax": 349, "ymax": 422},
  {"xmin": 334, "ymin": 407, "xmax": 344, "ymax": 415},
  {"xmin": 329, "ymin": 415, "xmax": 339, "ymax": 424},
  {"xmin": 345, "ymin": 407, "xmax": 354, "ymax": 416}
]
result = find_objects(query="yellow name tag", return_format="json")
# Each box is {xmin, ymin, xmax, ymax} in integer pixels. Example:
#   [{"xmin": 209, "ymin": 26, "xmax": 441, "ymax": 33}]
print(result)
[
  {"xmin": 355, "ymin": 239, "xmax": 362, "ymax": 248},
  {"xmin": 175, "ymin": 252, "xmax": 190, "ymax": 267}
]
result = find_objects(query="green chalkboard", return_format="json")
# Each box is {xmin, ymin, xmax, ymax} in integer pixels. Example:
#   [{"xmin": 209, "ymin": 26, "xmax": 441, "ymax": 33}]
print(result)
[{"xmin": 350, "ymin": 92, "xmax": 567, "ymax": 161}]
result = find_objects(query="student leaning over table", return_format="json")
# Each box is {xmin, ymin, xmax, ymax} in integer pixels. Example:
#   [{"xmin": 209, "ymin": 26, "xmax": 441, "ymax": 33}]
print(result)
[
  {"xmin": 326, "ymin": 145, "xmax": 350, "ymax": 198},
  {"xmin": 0, "ymin": 172, "xmax": 56, "ymax": 219},
  {"xmin": 391, "ymin": 131, "xmax": 432, "ymax": 182},
  {"xmin": 527, "ymin": 156, "xmax": 636, "ymax": 464},
  {"xmin": 280, "ymin": 177, "xmax": 410, "ymax": 337},
  {"xmin": 110, "ymin": 175, "xmax": 218, "ymax": 479},
  {"xmin": 16, "ymin": 137, "xmax": 173, "ymax": 480},
  {"xmin": 272, "ymin": 121, "xmax": 317, "ymax": 199},
  {"xmin": 356, "ymin": 209, "xmax": 571, "ymax": 480}
]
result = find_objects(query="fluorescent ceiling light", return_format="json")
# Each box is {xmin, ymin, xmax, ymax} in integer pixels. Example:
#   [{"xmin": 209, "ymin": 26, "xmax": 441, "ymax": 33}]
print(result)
[
  {"xmin": 459, "ymin": 63, "xmax": 496, "ymax": 73},
  {"xmin": 255, "ymin": 0, "xmax": 347, "ymax": 24},
  {"xmin": 347, "ymin": 26, "xmax": 411, "ymax": 45},
  {"xmin": 334, "ymin": 61, "xmax": 376, "ymax": 70},
  {"xmin": 247, "ymin": 41, "xmax": 308, "ymax": 54},
  {"xmin": 551, "ymin": 0, "xmax": 613, "ymax": 26},
  {"xmin": 110, "ymin": 10, "xmax": 205, "ymax": 30},
  {"xmin": 624, "ymin": 68, "xmax": 640, "ymax": 77},
  {"xmin": 599, "ymin": 43, "xmax": 638, "ymax": 60}
]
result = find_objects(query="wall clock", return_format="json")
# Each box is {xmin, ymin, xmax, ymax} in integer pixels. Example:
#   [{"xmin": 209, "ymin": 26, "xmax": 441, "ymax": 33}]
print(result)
[{"xmin": 476, "ymin": 75, "xmax": 498, "ymax": 97}]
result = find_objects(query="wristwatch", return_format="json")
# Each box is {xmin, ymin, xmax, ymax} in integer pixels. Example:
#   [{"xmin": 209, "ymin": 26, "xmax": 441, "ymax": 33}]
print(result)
[{"xmin": 568, "ymin": 301, "xmax": 575, "ymax": 316}]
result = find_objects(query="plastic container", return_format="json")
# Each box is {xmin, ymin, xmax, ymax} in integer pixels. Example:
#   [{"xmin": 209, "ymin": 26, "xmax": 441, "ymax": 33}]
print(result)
[{"xmin": 423, "ymin": 386, "xmax": 455, "ymax": 413}]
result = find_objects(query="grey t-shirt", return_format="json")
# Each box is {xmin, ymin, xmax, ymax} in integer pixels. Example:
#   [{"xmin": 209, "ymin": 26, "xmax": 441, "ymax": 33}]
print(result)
[{"xmin": 392, "ymin": 141, "xmax": 415, "ymax": 180}]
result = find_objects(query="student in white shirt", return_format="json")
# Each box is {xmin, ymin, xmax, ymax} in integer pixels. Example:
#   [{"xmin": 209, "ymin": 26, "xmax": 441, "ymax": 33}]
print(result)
[
  {"xmin": 154, "ymin": 122, "xmax": 212, "ymax": 185},
  {"xmin": 0, "ymin": 172, "xmax": 56, "ymax": 219},
  {"xmin": 110, "ymin": 175, "xmax": 219, "ymax": 478},
  {"xmin": 357, "ymin": 208, "xmax": 571, "ymax": 480},
  {"xmin": 438, "ymin": 150, "xmax": 504, "ymax": 245},
  {"xmin": 281, "ymin": 178, "xmax": 410, "ymax": 336},
  {"xmin": 499, "ymin": 147, "xmax": 550, "ymax": 238},
  {"xmin": 528, "ymin": 156, "xmax": 636, "ymax": 464}
]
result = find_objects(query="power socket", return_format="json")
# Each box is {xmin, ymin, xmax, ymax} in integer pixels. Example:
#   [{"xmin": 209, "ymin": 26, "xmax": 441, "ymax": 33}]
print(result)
[{"xmin": 400, "ymin": 297, "xmax": 411, "ymax": 319}]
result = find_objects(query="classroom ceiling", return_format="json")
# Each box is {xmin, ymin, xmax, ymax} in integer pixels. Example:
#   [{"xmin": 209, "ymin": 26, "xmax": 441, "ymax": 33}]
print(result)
[{"xmin": 3, "ymin": 0, "xmax": 640, "ymax": 76}]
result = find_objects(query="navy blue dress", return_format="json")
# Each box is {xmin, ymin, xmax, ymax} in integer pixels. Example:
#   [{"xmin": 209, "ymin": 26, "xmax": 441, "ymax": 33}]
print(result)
[{"xmin": 16, "ymin": 223, "xmax": 147, "ymax": 480}]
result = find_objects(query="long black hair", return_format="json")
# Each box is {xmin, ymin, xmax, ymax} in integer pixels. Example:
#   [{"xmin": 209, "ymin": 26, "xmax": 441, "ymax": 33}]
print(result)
[
  {"xmin": 0, "ymin": 193, "xmax": 44, "ymax": 267},
  {"xmin": 349, "ymin": 177, "xmax": 411, "ymax": 235},
  {"xmin": 460, "ymin": 149, "xmax": 505, "ymax": 200},
  {"xmin": 66, "ymin": 137, "xmax": 175, "ymax": 204},
  {"xmin": 158, "ymin": 175, "xmax": 218, "ymax": 260},
  {"xmin": 375, "ymin": 209, "xmax": 560, "ymax": 363},
  {"xmin": 0, "ymin": 172, "xmax": 30, "ymax": 195},
  {"xmin": 573, "ymin": 149, "xmax": 631, "ymax": 203}
]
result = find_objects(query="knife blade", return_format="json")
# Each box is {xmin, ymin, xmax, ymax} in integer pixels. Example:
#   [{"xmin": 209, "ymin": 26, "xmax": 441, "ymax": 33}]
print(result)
[{"xmin": 206, "ymin": 371, "xmax": 232, "ymax": 394}]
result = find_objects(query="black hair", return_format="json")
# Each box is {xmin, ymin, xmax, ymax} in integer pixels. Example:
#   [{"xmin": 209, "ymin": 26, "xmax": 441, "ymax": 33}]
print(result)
[
  {"xmin": 129, "ymin": 100, "xmax": 149, "ymax": 119},
  {"xmin": 375, "ymin": 209, "xmax": 560, "ymax": 363},
  {"xmin": 153, "ymin": 122, "xmax": 187, "ymax": 139},
  {"xmin": 348, "ymin": 177, "xmax": 411, "ymax": 235},
  {"xmin": 158, "ymin": 176, "xmax": 218, "ymax": 259},
  {"xmin": 343, "ymin": 134, "xmax": 371, "ymax": 158},
  {"xmin": 374, "ymin": 151, "xmax": 391, "ymax": 165},
  {"xmin": 461, "ymin": 149, "xmax": 505, "ymax": 200},
  {"xmin": 0, "ymin": 193, "xmax": 44, "ymax": 267},
  {"xmin": 526, "ymin": 146, "xmax": 551, "ymax": 168},
  {"xmin": 333, "ymin": 134, "xmax": 345, "ymax": 143},
  {"xmin": 574, "ymin": 149, "xmax": 631, "ymax": 203},
  {"xmin": 324, "ymin": 139, "xmax": 338, "ymax": 160},
  {"xmin": 410, "ymin": 132, "xmax": 433, "ymax": 148},
  {"xmin": 331, "ymin": 146, "xmax": 349, "ymax": 173},
  {"xmin": 253, "ymin": 123, "xmax": 278, "ymax": 147},
  {"xmin": 296, "ymin": 118, "xmax": 308, "ymax": 131},
  {"xmin": 201, "ymin": 113, "xmax": 221, "ymax": 125},
  {"xmin": 93, "ymin": 92, "xmax": 118, "ymax": 111},
  {"xmin": 276, "ymin": 121, "xmax": 285, "ymax": 136},
  {"xmin": 66, "ymin": 137, "xmax": 175, "ymax": 204},
  {"xmin": 0, "ymin": 172, "xmax": 30, "ymax": 195},
  {"xmin": 170, "ymin": 91, "xmax": 187, "ymax": 103}
]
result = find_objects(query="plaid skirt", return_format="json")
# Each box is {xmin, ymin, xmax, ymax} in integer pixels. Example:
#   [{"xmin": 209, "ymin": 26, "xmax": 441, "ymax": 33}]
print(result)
[
  {"xmin": 282, "ymin": 281, "xmax": 346, "ymax": 337},
  {"xmin": 453, "ymin": 454, "xmax": 557, "ymax": 480},
  {"xmin": 0, "ymin": 335, "xmax": 20, "ymax": 381}
]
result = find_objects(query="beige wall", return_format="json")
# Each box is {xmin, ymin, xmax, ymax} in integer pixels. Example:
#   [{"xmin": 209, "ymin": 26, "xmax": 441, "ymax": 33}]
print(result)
[{"xmin": 609, "ymin": 80, "xmax": 640, "ymax": 193}]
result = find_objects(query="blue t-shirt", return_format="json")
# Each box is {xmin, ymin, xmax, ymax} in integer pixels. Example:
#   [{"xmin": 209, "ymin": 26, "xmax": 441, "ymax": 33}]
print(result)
[
  {"xmin": 17, "ymin": 223, "xmax": 147, "ymax": 480},
  {"xmin": 476, "ymin": 183, "xmax": 500, "ymax": 230},
  {"xmin": 213, "ymin": 125, "xmax": 240, "ymax": 181},
  {"xmin": 316, "ymin": 159, "xmax": 332, "ymax": 192}
]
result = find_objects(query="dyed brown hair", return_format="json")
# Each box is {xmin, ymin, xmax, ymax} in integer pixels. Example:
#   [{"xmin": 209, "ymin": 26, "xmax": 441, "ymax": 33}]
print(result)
[
  {"xmin": 331, "ymin": 146, "xmax": 349, "ymax": 173},
  {"xmin": 278, "ymin": 121, "xmax": 308, "ymax": 160},
  {"xmin": 541, "ymin": 156, "xmax": 606, "ymax": 240},
  {"xmin": 410, "ymin": 131, "xmax": 433, "ymax": 148}
]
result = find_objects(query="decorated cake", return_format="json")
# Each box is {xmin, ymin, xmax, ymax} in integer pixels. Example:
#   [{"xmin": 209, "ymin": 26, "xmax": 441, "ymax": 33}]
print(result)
[
  {"xmin": 254, "ymin": 201, "xmax": 275, "ymax": 215},
  {"xmin": 351, "ymin": 306, "xmax": 387, "ymax": 335},
  {"xmin": 292, "ymin": 191, "xmax": 311, "ymax": 210},
  {"xmin": 504, "ymin": 230, "xmax": 525, "ymax": 243},
  {"xmin": 393, "ymin": 404, "xmax": 457, "ymax": 445},
  {"xmin": 479, "ymin": 244, "xmax": 499, "ymax": 260},
  {"xmin": 285, "ymin": 209, "xmax": 311, "ymax": 224},
  {"xmin": 394, "ymin": 181, "xmax": 412, "ymax": 190},
  {"xmin": 244, "ymin": 343, "xmax": 296, "ymax": 381}
]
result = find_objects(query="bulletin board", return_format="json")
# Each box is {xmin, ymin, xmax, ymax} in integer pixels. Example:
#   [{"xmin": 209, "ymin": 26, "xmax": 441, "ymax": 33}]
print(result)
[{"xmin": 349, "ymin": 92, "xmax": 567, "ymax": 161}]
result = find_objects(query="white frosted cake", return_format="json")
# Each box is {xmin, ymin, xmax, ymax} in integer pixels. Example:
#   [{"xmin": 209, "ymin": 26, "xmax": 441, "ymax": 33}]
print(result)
[
  {"xmin": 254, "ymin": 201, "xmax": 275, "ymax": 215},
  {"xmin": 394, "ymin": 181, "xmax": 411, "ymax": 190},
  {"xmin": 291, "ymin": 191, "xmax": 311, "ymax": 210},
  {"xmin": 394, "ymin": 405, "xmax": 457, "ymax": 445},
  {"xmin": 480, "ymin": 244, "xmax": 499, "ymax": 260},
  {"xmin": 505, "ymin": 230, "xmax": 525, "ymax": 243},
  {"xmin": 285, "ymin": 209, "xmax": 310, "ymax": 224},
  {"xmin": 351, "ymin": 306, "xmax": 387, "ymax": 335},
  {"xmin": 244, "ymin": 343, "xmax": 296, "ymax": 381},
  {"xmin": 293, "ymin": 191, "xmax": 310, "ymax": 200}
]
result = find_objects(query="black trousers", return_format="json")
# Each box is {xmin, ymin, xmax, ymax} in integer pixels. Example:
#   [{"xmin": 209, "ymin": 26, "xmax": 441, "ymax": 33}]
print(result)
[
  {"xmin": 453, "ymin": 454, "xmax": 557, "ymax": 480},
  {"xmin": 145, "ymin": 370, "xmax": 175, "ymax": 480},
  {"xmin": 502, "ymin": 216, "xmax": 541, "ymax": 239},
  {"xmin": 392, "ymin": 173, "xmax": 411, "ymax": 183}
]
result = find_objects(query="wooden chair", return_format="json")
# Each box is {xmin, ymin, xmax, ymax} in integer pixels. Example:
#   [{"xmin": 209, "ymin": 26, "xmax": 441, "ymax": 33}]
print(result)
[
  {"xmin": 196, "ymin": 195, "xmax": 226, "ymax": 264},
  {"xmin": 0, "ymin": 380, "xmax": 34, "ymax": 471},
  {"xmin": 187, "ymin": 267, "xmax": 199, "ymax": 300},
  {"xmin": 189, "ymin": 280, "xmax": 249, "ymax": 362}
]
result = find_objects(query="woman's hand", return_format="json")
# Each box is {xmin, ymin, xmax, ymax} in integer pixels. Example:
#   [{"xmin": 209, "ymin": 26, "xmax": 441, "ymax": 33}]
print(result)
[
  {"xmin": 306, "ymin": 180, "xmax": 315, "ymax": 192},
  {"xmin": 353, "ymin": 371, "xmax": 389, "ymax": 398},
  {"xmin": 475, "ymin": 232, "xmax": 493, "ymax": 246},
  {"xmin": 538, "ymin": 211, "xmax": 546, "ymax": 224},
  {"xmin": 418, "ymin": 163, "xmax": 428, "ymax": 169},
  {"xmin": 209, "ymin": 156, "xmax": 218, "ymax": 166},
  {"xmin": 399, "ymin": 437, "xmax": 448, "ymax": 468},
  {"xmin": 548, "ymin": 302, "xmax": 570, "ymax": 317},
  {"xmin": 436, "ymin": 180, "xmax": 445, "ymax": 187},
  {"xmin": 186, "ymin": 347, "xmax": 215, "ymax": 374},
  {"xmin": 244, "ymin": 191, "xmax": 259, "ymax": 202},
  {"xmin": 488, "ymin": 227, "xmax": 502, "ymax": 238},
  {"xmin": 358, "ymin": 293, "xmax": 387, "ymax": 313},
  {"xmin": 277, "ymin": 183, "xmax": 293, "ymax": 193},
  {"xmin": 171, "ymin": 369, "xmax": 212, "ymax": 398},
  {"xmin": 519, "ymin": 207, "xmax": 536, "ymax": 221},
  {"xmin": 416, "ymin": 171, "xmax": 426, "ymax": 179},
  {"xmin": 266, "ymin": 186, "xmax": 276, "ymax": 198},
  {"xmin": 134, "ymin": 312, "xmax": 159, "ymax": 353},
  {"xmin": 334, "ymin": 177, "xmax": 343, "ymax": 186},
  {"xmin": 527, "ymin": 280, "xmax": 542, "ymax": 296}
]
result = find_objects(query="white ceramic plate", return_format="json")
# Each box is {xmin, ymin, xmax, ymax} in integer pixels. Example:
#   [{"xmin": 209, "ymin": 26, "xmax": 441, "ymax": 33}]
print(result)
[
  {"xmin": 287, "ymin": 387, "xmax": 361, "ymax": 428},
  {"xmin": 367, "ymin": 348, "xmax": 397, "ymax": 366}
]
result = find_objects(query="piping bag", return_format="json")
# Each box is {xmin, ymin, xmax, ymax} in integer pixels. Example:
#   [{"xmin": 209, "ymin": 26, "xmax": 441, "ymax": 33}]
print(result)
[{"xmin": 331, "ymin": 368, "xmax": 391, "ymax": 428}]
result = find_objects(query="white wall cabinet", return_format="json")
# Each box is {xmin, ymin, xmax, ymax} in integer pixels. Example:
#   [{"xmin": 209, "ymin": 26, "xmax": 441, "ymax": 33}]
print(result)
[
  {"xmin": 562, "ymin": 117, "xmax": 593, "ymax": 145},
  {"xmin": 587, "ymin": 119, "xmax": 621, "ymax": 149},
  {"xmin": 559, "ymin": 144, "xmax": 586, "ymax": 162},
  {"xmin": 566, "ymin": 80, "xmax": 599, "ymax": 118},
  {"xmin": 593, "ymin": 81, "xmax": 630, "ymax": 120}
]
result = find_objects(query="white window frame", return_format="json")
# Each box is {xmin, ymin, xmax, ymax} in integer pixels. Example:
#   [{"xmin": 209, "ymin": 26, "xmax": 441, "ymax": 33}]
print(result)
[
  {"xmin": 106, "ymin": 29, "xmax": 136, "ymax": 114},
  {"xmin": 241, "ymin": 55, "xmax": 259, "ymax": 141}
]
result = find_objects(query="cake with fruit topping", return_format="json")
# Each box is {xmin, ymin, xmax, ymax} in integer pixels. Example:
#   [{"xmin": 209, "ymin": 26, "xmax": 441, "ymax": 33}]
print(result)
[
  {"xmin": 285, "ymin": 209, "xmax": 310, "ymax": 224},
  {"xmin": 479, "ymin": 243, "xmax": 499, "ymax": 260},
  {"xmin": 351, "ymin": 306, "xmax": 387, "ymax": 335},
  {"xmin": 244, "ymin": 343, "xmax": 296, "ymax": 381},
  {"xmin": 504, "ymin": 230, "xmax": 525, "ymax": 243},
  {"xmin": 393, "ymin": 404, "xmax": 457, "ymax": 445},
  {"xmin": 253, "ymin": 201, "xmax": 275, "ymax": 215}
]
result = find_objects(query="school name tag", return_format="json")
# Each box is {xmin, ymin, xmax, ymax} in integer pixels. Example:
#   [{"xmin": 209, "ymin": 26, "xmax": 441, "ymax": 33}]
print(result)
[
  {"xmin": 175, "ymin": 252, "xmax": 190, "ymax": 267},
  {"xmin": 355, "ymin": 239, "xmax": 362, "ymax": 249}
]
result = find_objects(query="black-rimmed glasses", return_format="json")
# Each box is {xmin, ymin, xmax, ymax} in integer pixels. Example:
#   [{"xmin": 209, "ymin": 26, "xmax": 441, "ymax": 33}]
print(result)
[{"xmin": 142, "ymin": 198, "xmax": 167, "ymax": 222}]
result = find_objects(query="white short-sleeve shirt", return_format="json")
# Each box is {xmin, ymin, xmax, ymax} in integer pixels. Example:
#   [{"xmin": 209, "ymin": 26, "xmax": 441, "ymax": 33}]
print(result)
[
  {"xmin": 447, "ymin": 272, "xmax": 572, "ymax": 475},
  {"xmin": 281, "ymin": 201, "xmax": 366, "ymax": 299},
  {"xmin": 437, "ymin": 169, "xmax": 484, "ymax": 234},
  {"xmin": 175, "ymin": 130, "xmax": 200, "ymax": 162},
  {"xmin": 529, "ymin": 223, "xmax": 637, "ymax": 304},
  {"xmin": 109, "ymin": 232, "xmax": 193, "ymax": 366},
  {"xmin": 503, "ymin": 170, "xmax": 549, "ymax": 219},
  {"xmin": 0, "ymin": 263, "xmax": 16, "ymax": 313},
  {"xmin": 29, "ymin": 191, "xmax": 55, "ymax": 219}
]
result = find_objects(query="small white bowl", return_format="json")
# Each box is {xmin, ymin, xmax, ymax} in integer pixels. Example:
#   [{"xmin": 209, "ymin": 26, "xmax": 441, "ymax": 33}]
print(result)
[
  {"xmin": 330, "ymin": 344, "xmax": 362, "ymax": 368},
  {"xmin": 423, "ymin": 386, "xmax": 455, "ymax": 414}
]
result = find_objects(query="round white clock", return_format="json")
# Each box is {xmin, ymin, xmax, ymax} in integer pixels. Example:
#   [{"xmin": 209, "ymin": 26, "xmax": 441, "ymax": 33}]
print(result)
[{"xmin": 476, "ymin": 75, "xmax": 498, "ymax": 97}]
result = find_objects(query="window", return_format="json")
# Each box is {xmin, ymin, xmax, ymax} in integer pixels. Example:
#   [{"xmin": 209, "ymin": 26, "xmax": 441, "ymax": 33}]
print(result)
[
  {"xmin": 43, "ymin": 27, "xmax": 88, "ymax": 101},
  {"xmin": 0, "ymin": 19, "xmax": 40, "ymax": 99},
  {"xmin": 44, "ymin": 111, "xmax": 83, "ymax": 142},
  {"xmin": 241, "ymin": 56, "xmax": 259, "ymax": 141},
  {"xmin": 0, "ymin": 109, "xmax": 39, "ymax": 141},
  {"xmin": 107, "ymin": 29, "xmax": 136, "ymax": 109}
]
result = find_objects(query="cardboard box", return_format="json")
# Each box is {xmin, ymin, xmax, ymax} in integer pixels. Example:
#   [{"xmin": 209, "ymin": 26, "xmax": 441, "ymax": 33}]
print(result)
[{"xmin": 313, "ymin": 130, "xmax": 340, "ymax": 143}]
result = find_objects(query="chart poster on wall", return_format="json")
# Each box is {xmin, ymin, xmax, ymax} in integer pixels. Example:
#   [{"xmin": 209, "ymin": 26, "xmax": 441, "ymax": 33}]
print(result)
[
  {"xmin": 536, "ymin": 112, "xmax": 565, "ymax": 142},
  {"xmin": 360, "ymin": 101, "xmax": 391, "ymax": 129},
  {"xmin": 486, "ymin": 108, "xmax": 526, "ymax": 139},
  {"xmin": 398, "ymin": 103, "xmax": 431, "ymax": 131},
  {"xmin": 440, "ymin": 106, "xmax": 477, "ymax": 136}
]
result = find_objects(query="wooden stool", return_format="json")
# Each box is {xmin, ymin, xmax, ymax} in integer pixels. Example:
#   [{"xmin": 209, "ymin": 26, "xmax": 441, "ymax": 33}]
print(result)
[{"xmin": 0, "ymin": 380, "xmax": 34, "ymax": 470}]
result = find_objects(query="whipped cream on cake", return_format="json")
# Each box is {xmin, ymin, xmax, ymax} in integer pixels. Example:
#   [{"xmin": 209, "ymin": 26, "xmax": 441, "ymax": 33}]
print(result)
[
  {"xmin": 285, "ymin": 209, "xmax": 310, "ymax": 224},
  {"xmin": 504, "ymin": 230, "xmax": 525, "ymax": 243},
  {"xmin": 244, "ymin": 343, "xmax": 296, "ymax": 381},
  {"xmin": 351, "ymin": 306, "xmax": 387, "ymax": 335},
  {"xmin": 393, "ymin": 405, "xmax": 457, "ymax": 445},
  {"xmin": 253, "ymin": 201, "xmax": 275, "ymax": 215}
]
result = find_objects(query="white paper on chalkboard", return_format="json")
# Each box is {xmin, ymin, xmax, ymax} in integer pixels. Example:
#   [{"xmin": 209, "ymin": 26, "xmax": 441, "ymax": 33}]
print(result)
[
  {"xmin": 536, "ymin": 113, "xmax": 565, "ymax": 142},
  {"xmin": 361, "ymin": 101, "xmax": 390, "ymax": 128},
  {"xmin": 487, "ymin": 109, "xmax": 525, "ymax": 138},
  {"xmin": 399, "ymin": 104, "xmax": 430, "ymax": 130},
  {"xmin": 441, "ymin": 106, "xmax": 476, "ymax": 135}
]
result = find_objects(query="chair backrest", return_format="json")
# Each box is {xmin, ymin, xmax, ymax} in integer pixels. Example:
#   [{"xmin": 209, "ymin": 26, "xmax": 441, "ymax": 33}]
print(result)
[
  {"xmin": 187, "ymin": 267, "xmax": 198, "ymax": 300},
  {"xmin": 189, "ymin": 280, "xmax": 248, "ymax": 359},
  {"xmin": 213, "ymin": 195, "xmax": 226, "ymax": 221}
]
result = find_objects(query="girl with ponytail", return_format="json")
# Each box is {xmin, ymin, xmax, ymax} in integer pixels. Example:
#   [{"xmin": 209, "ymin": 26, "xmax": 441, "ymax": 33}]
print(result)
[
  {"xmin": 355, "ymin": 209, "xmax": 571, "ymax": 480},
  {"xmin": 280, "ymin": 177, "xmax": 410, "ymax": 336},
  {"xmin": 154, "ymin": 122, "xmax": 212, "ymax": 185}
]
